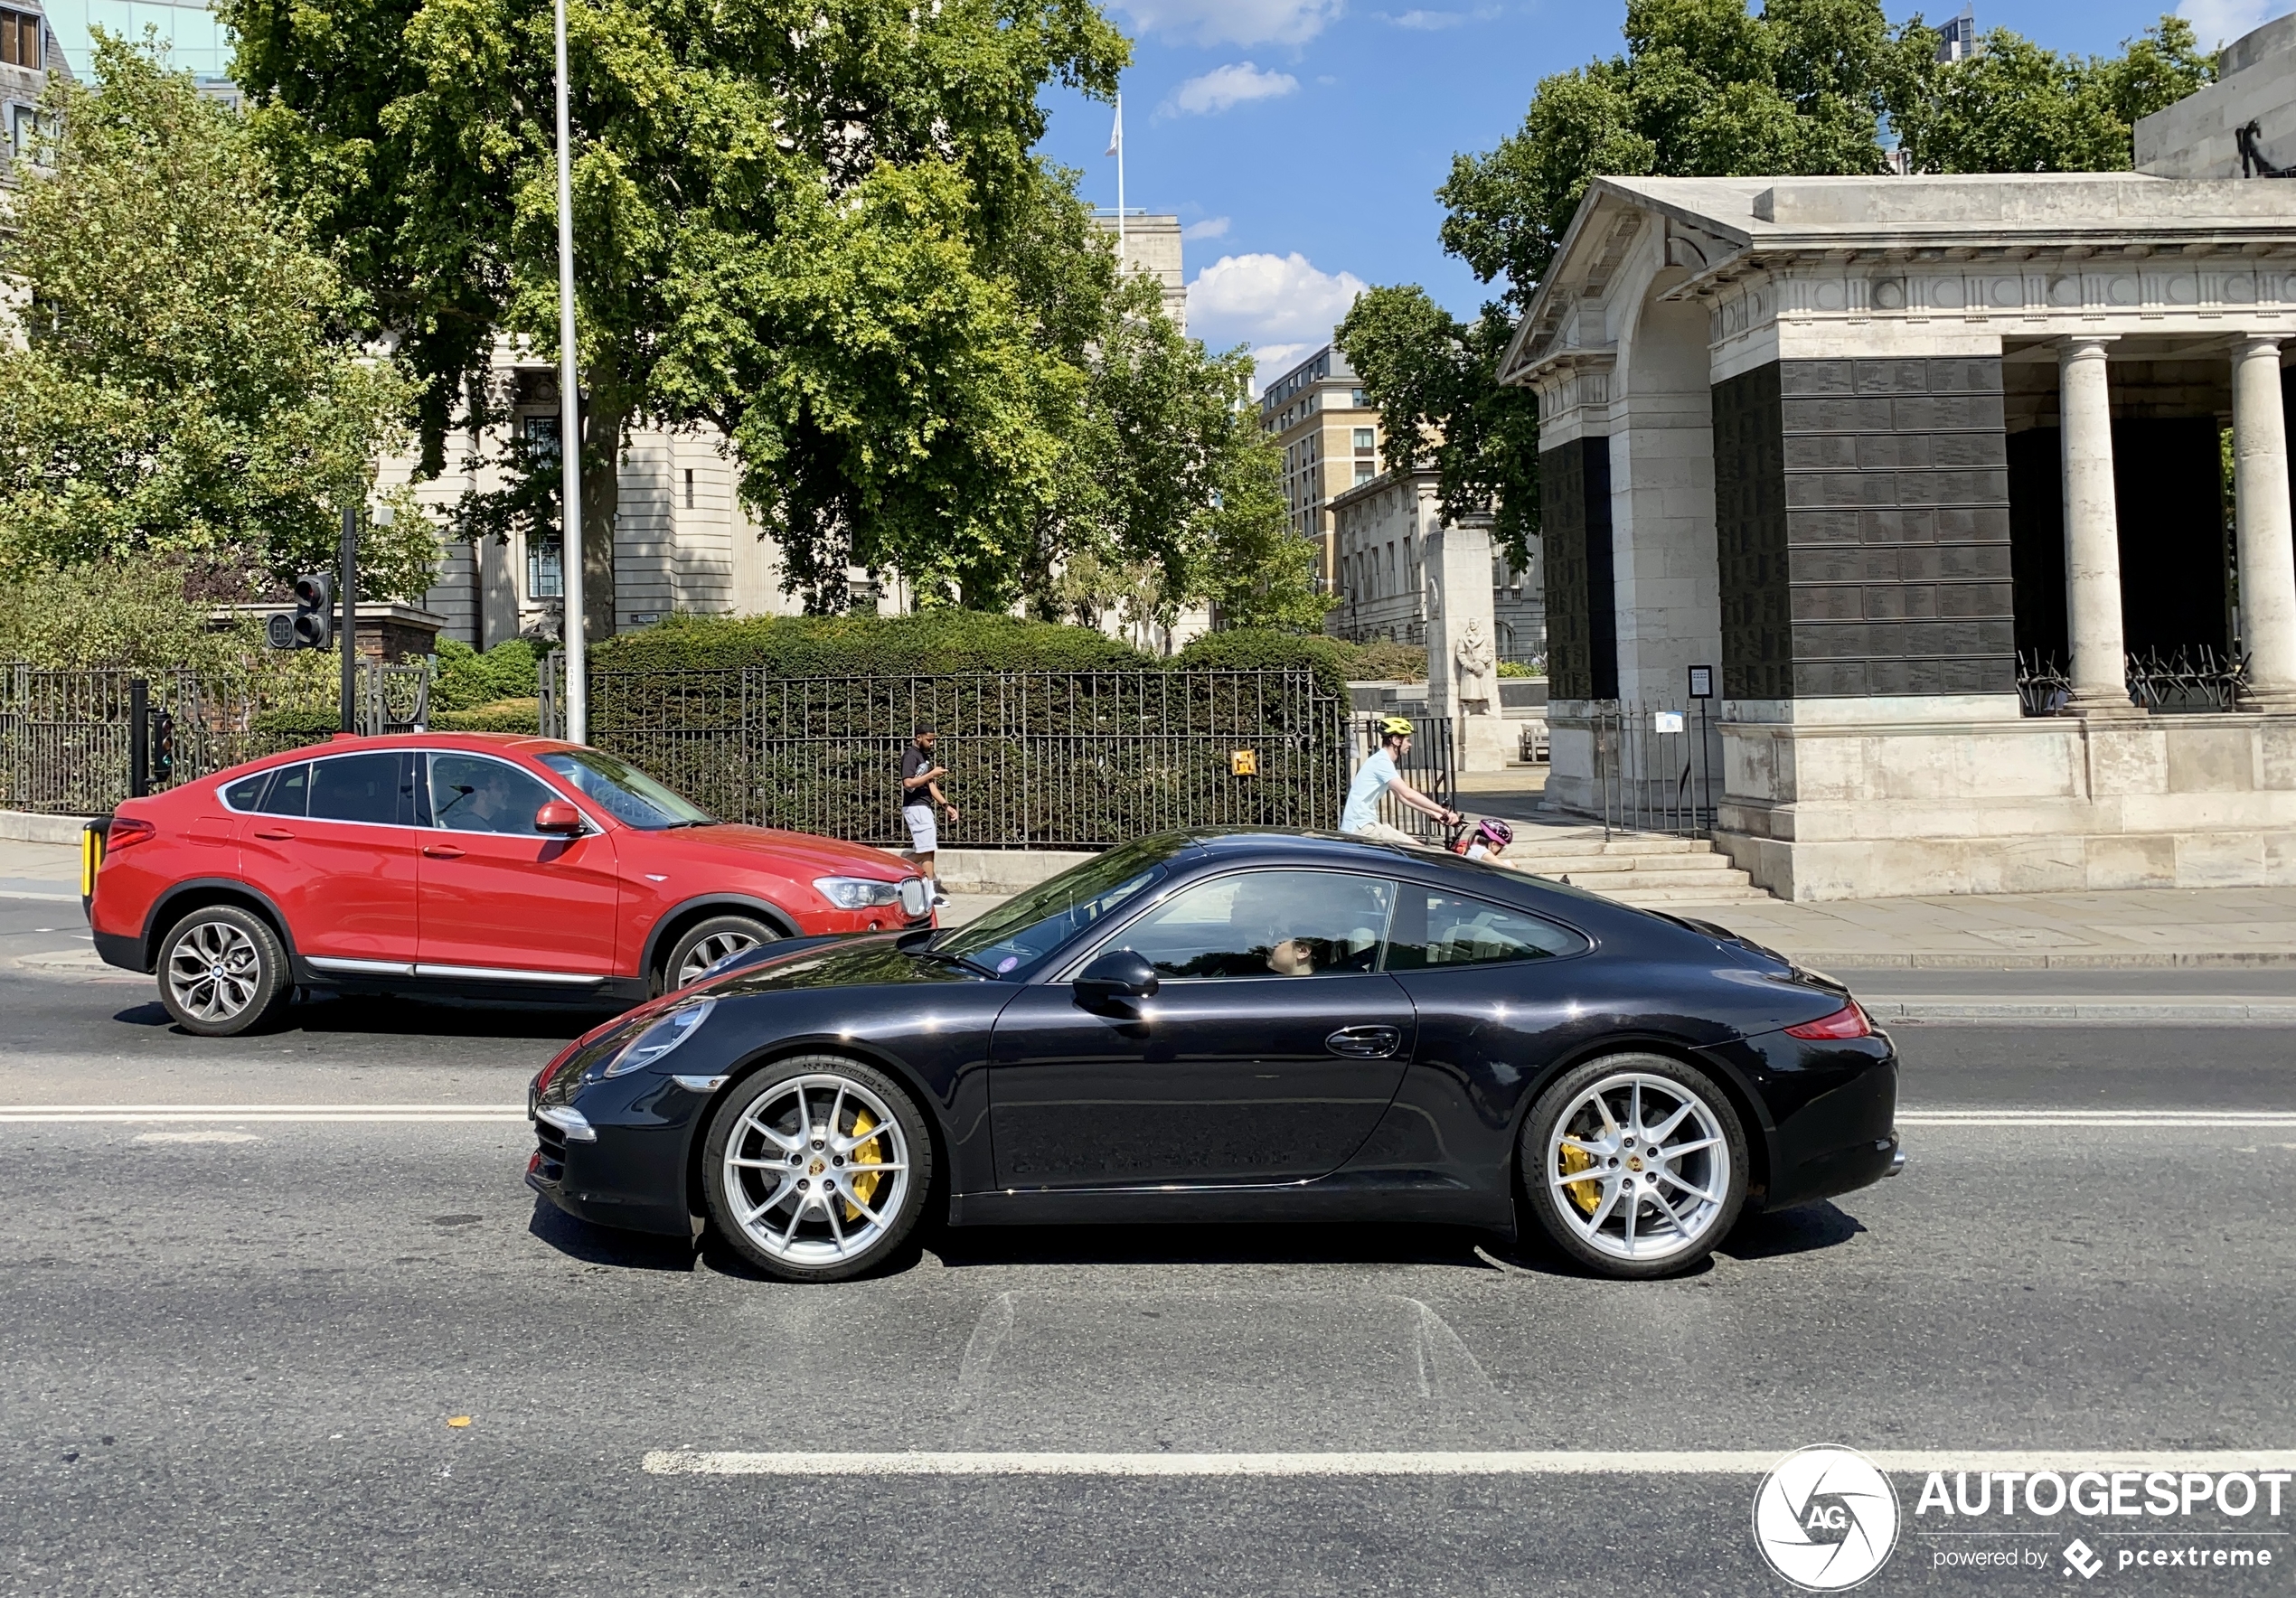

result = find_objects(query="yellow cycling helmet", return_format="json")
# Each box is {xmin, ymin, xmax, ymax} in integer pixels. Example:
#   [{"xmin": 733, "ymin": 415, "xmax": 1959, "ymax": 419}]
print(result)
[{"xmin": 1378, "ymin": 715, "xmax": 1415, "ymax": 739}]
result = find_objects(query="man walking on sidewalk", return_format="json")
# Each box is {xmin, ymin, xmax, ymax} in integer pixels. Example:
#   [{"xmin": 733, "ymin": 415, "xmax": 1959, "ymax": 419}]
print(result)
[
  {"xmin": 901, "ymin": 727, "xmax": 959, "ymax": 907},
  {"xmin": 1342, "ymin": 717, "xmax": 1459, "ymax": 846}
]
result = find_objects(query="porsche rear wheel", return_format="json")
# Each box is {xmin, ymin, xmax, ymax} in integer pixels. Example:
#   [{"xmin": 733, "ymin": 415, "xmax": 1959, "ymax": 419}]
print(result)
[
  {"xmin": 1521, "ymin": 1053, "xmax": 1748, "ymax": 1279},
  {"xmin": 701, "ymin": 1057, "xmax": 932, "ymax": 1283}
]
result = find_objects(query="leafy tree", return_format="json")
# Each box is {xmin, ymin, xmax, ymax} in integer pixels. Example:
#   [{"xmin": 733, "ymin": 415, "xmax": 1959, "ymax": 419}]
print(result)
[
  {"xmin": 0, "ymin": 38, "xmax": 430, "ymax": 596},
  {"xmin": 226, "ymin": 0, "xmax": 1133, "ymax": 629},
  {"xmin": 1886, "ymin": 16, "xmax": 2214, "ymax": 174}
]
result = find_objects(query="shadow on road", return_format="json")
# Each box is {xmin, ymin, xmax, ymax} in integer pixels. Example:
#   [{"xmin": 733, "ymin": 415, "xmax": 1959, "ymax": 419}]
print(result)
[
  {"xmin": 1717, "ymin": 1200, "xmax": 1866, "ymax": 1261},
  {"xmin": 527, "ymin": 1197, "xmax": 697, "ymax": 1272},
  {"xmin": 108, "ymin": 992, "xmax": 618, "ymax": 1042},
  {"xmin": 921, "ymin": 1220, "xmax": 1502, "ymax": 1273}
]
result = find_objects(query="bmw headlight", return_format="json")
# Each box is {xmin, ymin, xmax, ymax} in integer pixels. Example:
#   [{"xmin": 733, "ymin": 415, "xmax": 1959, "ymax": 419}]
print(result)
[
  {"xmin": 601, "ymin": 998, "xmax": 716, "ymax": 1076},
  {"xmin": 814, "ymin": 876, "xmax": 903, "ymax": 911}
]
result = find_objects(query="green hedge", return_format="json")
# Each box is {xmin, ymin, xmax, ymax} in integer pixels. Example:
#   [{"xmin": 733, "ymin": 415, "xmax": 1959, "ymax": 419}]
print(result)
[
  {"xmin": 432, "ymin": 637, "xmax": 541, "ymax": 711},
  {"xmin": 432, "ymin": 697, "xmax": 541, "ymax": 734},
  {"xmin": 591, "ymin": 611, "xmax": 1153, "ymax": 677},
  {"xmin": 1167, "ymin": 629, "xmax": 1354, "ymax": 698}
]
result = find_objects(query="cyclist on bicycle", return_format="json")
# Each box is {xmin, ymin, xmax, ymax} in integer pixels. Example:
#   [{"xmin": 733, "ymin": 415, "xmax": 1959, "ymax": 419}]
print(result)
[{"xmin": 1341, "ymin": 716, "xmax": 1461, "ymax": 845}]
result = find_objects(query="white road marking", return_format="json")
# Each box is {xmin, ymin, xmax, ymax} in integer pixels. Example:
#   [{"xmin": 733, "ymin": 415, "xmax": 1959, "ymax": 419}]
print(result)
[
  {"xmin": 642, "ymin": 1448, "xmax": 2296, "ymax": 1478},
  {"xmin": 0, "ymin": 1104, "xmax": 526, "ymax": 1123},
  {"xmin": 1899, "ymin": 1110, "xmax": 2296, "ymax": 1127},
  {"xmin": 132, "ymin": 1131, "xmax": 264, "ymax": 1143}
]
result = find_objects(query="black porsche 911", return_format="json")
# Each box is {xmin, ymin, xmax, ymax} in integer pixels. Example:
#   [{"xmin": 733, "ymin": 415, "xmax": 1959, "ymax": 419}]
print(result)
[{"xmin": 526, "ymin": 829, "xmax": 1901, "ymax": 1283}]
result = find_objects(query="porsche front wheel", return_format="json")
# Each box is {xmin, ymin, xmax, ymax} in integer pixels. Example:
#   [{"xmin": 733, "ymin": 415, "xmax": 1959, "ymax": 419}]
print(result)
[
  {"xmin": 701, "ymin": 1057, "xmax": 932, "ymax": 1283},
  {"xmin": 1521, "ymin": 1053, "xmax": 1748, "ymax": 1279}
]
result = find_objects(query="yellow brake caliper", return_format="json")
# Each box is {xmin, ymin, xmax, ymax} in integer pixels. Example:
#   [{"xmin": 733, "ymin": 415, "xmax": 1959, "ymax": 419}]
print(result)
[
  {"xmin": 1559, "ymin": 1128, "xmax": 1601, "ymax": 1216},
  {"xmin": 843, "ymin": 1109, "xmax": 885, "ymax": 1222}
]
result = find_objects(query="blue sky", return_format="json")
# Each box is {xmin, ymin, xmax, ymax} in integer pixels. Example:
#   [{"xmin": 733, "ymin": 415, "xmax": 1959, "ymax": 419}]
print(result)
[{"xmin": 1035, "ymin": 0, "xmax": 2292, "ymax": 385}]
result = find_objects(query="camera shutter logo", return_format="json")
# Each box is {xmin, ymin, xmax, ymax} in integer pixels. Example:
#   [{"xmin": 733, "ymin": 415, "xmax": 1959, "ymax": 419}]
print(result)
[{"xmin": 1752, "ymin": 1446, "xmax": 1901, "ymax": 1591}]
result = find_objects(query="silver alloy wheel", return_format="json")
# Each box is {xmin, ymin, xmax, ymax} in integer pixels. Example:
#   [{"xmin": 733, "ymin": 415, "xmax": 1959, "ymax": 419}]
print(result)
[
  {"xmin": 165, "ymin": 920, "xmax": 263, "ymax": 1025},
  {"xmin": 721, "ymin": 1073, "xmax": 911, "ymax": 1267},
  {"xmin": 1545, "ymin": 1071, "xmax": 1732, "ymax": 1264},
  {"xmin": 677, "ymin": 927, "xmax": 763, "ymax": 987}
]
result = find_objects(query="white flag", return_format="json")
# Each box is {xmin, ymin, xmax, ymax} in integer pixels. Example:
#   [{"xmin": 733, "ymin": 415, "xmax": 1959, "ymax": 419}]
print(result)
[{"xmin": 1106, "ymin": 97, "xmax": 1122, "ymax": 157}]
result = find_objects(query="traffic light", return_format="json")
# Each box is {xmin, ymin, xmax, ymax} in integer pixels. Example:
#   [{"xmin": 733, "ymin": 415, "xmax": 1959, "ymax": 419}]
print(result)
[
  {"xmin": 268, "ymin": 574, "xmax": 334, "ymax": 650},
  {"xmin": 150, "ymin": 709, "xmax": 174, "ymax": 785}
]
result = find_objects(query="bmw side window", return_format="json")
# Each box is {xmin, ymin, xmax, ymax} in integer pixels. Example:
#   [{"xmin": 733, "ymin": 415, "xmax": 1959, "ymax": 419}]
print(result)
[
  {"xmin": 306, "ymin": 753, "xmax": 415, "ymax": 826},
  {"xmin": 221, "ymin": 771, "xmax": 272, "ymax": 811},
  {"xmin": 1102, "ymin": 870, "xmax": 1394, "ymax": 980},
  {"xmin": 254, "ymin": 763, "xmax": 311, "ymax": 817},
  {"xmin": 428, "ymin": 753, "xmax": 559, "ymax": 835},
  {"xmin": 1384, "ymin": 888, "xmax": 1586, "ymax": 969}
]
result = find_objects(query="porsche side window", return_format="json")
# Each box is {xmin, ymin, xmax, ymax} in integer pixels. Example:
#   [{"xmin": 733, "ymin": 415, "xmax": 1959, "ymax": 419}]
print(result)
[
  {"xmin": 1385, "ymin": 888, "xmax": 1586, "ymax": 969},
  {"xmin": 253, "ymin": 762, "xmax": 311, "ymax": 817},
  {"xmin": 1107, "ymin": 870, "xmax": 1394, "ymax": 981}
]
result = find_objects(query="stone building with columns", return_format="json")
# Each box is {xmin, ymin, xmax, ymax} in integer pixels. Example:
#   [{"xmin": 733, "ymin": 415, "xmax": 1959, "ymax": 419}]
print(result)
[{"xmin": 1500, "ymin": 24, "xmax": 2296, "ymax": 899}]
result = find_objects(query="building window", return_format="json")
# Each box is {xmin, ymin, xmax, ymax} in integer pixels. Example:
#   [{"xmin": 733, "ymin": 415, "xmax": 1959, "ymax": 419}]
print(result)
[
  {"xmin": 9, "ymin": 103, "xmax": 55, "ymax": 167},
  {"xmin": 1352, "ymin": 428, "xmax": 1375, "ymax": 454},
  {"xmin": 683, "ymin": 467, "xmax": 695, "ymax": 510},
  {"xmin": 0, "ymin": 8, "xmax": 41, "ymax": 70},
  {"xmin": 1350, "ymin": 389, "xmax": 1366, "ymax": 407},
  {"xmin": 1354, "ymin": 462, "xmax": 1375, "ymax": 486},
  {"xmin": 521, "ymin": 415, "xmax": 564, "ymax": 599}
]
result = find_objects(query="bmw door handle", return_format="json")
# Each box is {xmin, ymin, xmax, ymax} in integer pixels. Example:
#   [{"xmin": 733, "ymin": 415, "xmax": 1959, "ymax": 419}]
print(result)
[
  {"xmin": 1326, "ymin": 1025, "xmax": 1401, "ymax": 1058},
  {"xmin": 423, "ymin": 844, "xmax": 466, "ymax": 860},
  {"xmin": 252, "ymin": 828, "xmax": 295, "ymax": 841}
]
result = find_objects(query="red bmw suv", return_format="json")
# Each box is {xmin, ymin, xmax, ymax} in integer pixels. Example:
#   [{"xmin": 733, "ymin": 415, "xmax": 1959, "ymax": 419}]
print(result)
[{"xmin": 87, "ymin": 732, "xmax": 931, "ymax": 1036}]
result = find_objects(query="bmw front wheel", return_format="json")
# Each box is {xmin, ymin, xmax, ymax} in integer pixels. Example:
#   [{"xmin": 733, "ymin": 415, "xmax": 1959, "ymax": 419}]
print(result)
[
  {"xmin": 1521, "ymin": 1053, "xmax": 1748, "ymax": 1279},
  {"xmin": 701, "ymin": 1057, "xmax": 933, "ymax": 1283}
]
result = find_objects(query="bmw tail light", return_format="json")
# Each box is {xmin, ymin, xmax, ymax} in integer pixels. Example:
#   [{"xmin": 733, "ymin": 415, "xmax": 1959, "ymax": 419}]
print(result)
[
  {"xmin": 1784, "ymin": 1001, "xmax": 1873, "ymax": 1041},
  {"xmin": 106, "ymin": 817, "xmax": 157, "ymax": 852}
]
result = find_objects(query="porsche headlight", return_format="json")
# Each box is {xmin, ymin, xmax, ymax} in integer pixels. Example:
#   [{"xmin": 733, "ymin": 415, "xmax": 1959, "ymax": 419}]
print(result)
[
  {"xmin": 814, "ymin": 876, "xmax": 902, "ymax": 910},
  {"xmin": 602, "ymin": 998, "xmax": 716, "ymax": 1076}
]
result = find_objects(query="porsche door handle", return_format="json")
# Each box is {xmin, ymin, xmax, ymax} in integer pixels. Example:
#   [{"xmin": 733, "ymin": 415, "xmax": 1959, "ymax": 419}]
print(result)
[{"xmin": 1325, "ymin": 1025, "xmax": 1401, "ymax": 1058}]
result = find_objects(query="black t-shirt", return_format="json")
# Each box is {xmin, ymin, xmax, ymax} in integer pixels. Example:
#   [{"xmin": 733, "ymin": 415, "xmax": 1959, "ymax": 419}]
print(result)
[{"xmin": 900, "ymin": 746, "xmax": 936, "ymax": 813}]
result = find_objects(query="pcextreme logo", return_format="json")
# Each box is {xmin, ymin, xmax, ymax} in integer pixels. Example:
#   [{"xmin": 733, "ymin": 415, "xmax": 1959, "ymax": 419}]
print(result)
[{"xmin": 1753, "ymin": 1446, "xmax": 1903, "ymax": 1591}]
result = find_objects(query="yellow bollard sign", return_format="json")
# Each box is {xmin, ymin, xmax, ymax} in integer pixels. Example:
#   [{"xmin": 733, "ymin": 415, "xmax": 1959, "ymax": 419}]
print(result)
[{"xmin": 1229, "ymin": 749, "xmax": 1258, "ymax": 777}]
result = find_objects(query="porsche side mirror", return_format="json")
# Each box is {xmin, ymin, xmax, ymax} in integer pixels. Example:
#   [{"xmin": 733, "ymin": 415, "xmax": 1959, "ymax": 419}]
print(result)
[
  {"xmin": 1075, "ymin": 949, "xmax": 1159, "ymax": 1007},
  {"xmin": 534, "ymin": 800, "xmax": 586, "ymax": 836}
]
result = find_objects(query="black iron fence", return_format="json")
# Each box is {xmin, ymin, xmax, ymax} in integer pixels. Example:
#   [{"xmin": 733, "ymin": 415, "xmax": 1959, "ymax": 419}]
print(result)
[
  {"xmin": 1588, "ymin": 699, "xmax": 1720, "ymax": 839},
  {"xmin": 2016, "ymin": 648, "xmax": 2253, "ymax": 715},
  {"xmin": 0, "ymin": 663, "xmax": 434, "ymax": 815},
  {"xmin": 547, "ymin": 662, "xmax": 1350, "ymax": 848}
]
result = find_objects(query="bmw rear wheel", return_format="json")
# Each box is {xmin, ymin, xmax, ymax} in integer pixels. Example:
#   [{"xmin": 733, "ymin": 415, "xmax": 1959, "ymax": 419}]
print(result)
[
  {"xmin": 155, "ymin": 905, "xmax": 289, "ymax": 1038},
  {"xmin": 1521, "ymin": 1053, "xmax": 1748, "ymax": 1279},
  {"xmin": 701, "ymin": 1057, "xmax": 932, "ymax": 1283}
]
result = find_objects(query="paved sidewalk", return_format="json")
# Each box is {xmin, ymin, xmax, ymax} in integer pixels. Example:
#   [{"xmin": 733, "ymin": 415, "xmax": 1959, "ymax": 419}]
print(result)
[{"xmin": 0, "ymin": 839, "xmax": 78, "ymax": 902}]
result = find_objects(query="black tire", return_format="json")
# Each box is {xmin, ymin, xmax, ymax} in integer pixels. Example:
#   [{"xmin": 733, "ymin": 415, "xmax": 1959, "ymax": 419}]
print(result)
[
  {"xmin": 1519, "ymin": 1051, "xmax": 1749, "ymax": 1280},
  {"xmin": 155, "ymin": 905, "xmax": 290, "ymax": 1038},
  {"xmin": 701, "ymin": 1055, "xmax": 933, "ymax": 1283},
  {"xmin": 664, "ymin": 915, "xmax": 779, "ymax": 991}
]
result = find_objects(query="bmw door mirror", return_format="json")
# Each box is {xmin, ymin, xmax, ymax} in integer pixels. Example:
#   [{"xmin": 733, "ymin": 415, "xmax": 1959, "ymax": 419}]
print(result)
[
  {"xmin": 534, "ymin": 800, "xmax": 586, "ymax": 836},
  {"xmin": 1075, "ymin": 949, "xmax": 1159, "ymax": 1007}
]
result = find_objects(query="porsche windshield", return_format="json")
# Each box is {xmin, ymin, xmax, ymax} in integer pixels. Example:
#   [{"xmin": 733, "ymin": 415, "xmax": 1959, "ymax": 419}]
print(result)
[{"xmin": 935, "ymin": 835, "xmax": 1183, "ymax": 977}]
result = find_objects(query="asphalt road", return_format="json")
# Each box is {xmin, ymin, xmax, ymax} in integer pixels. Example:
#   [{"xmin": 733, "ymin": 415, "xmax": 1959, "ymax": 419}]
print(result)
[{"xmin": 4, "ymin": 899, "xmax": 2293, "ymax": 1596}]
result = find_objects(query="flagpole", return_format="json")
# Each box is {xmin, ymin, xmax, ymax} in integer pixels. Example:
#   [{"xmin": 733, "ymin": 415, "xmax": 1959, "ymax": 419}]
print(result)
[
  {"xmin": 1114, "ymin": 90, "xmax": 1125, "ymax": 261},
  {"xmin": 553, "ymin": 0, "xmax": 586, "ymax": 745}
]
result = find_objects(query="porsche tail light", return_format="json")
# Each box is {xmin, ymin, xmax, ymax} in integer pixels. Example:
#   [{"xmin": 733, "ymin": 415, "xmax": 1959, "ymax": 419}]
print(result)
[
  {"xmin": 106, "ymin": 817, "xmax": 157, "ymax": 851},
  {"xmin": 1784, "ymin": 1001, "xmax": 1873, "ymax": 1040}
]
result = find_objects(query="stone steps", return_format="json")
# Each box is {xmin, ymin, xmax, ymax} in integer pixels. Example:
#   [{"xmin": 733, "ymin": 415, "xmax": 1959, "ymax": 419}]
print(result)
[{"xmin": 1492, "ymin": 823, "xmax": 1774, "ymax": 906}]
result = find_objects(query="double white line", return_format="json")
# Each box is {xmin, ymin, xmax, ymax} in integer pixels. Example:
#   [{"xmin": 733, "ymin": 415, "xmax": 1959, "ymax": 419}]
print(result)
[
  {"xmin": 1898, "ymin": 1109, "xmax": 2296, "ymax": 1128},
  {"xmin": 0, "ymin": 1104, "xmax": 527, "ymax": 1123}
]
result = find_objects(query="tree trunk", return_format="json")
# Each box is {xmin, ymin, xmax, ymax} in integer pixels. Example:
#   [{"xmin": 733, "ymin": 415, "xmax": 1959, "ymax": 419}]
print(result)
[{"xmin": 577, "ymin": 364, "xmax": 626, "ymax": 646}]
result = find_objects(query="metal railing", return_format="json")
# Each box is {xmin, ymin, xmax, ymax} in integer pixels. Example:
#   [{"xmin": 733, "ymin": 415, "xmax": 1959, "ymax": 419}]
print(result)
[
  {"xmin": 1589, "ymin": 699, "xmax": 1720, "ymax": 839},
  {"xmin": 0, "ymin": 663, "xmax": 435, "ymax": 815},
  {"xmin": 549, "ymin": 662, "xmax": 1350, "ymax": 848},
  {"xmin": 2017, "ymin": 648, "xmax": 2253, "ymax": 715}
]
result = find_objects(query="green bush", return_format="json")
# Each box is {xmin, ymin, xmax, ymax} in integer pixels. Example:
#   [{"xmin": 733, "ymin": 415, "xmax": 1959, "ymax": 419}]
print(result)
[
  {"xmin": 591, "ymin": 611, "xmax": 1153, "ymax": 678},
  {"xmin": 431, "ymin": 637, "xmax": 541, "ymax": 710},
  {"xmin": 431, "ymin": 697, "xmax": 541, "ymax": 734},
  {"xmin": 1167, "ymin": 628, "xmax": 1353, "ymax": 698},
  {"xmin": 1344, "ymin": 639, "xmax": 1428, "ymax": 682}
]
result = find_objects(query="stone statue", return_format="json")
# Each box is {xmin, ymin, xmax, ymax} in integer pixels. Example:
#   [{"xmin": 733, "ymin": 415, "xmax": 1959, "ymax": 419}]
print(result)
[{"xmin": 1454, "ymin": 618, "xmax": 1496, "ymax": 716}]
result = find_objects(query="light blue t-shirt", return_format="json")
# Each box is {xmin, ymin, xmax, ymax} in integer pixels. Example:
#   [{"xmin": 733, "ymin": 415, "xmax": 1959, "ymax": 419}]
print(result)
[{"xmin": 1341, "ymin": 749, "xmax": 1398, "ymax": 833}]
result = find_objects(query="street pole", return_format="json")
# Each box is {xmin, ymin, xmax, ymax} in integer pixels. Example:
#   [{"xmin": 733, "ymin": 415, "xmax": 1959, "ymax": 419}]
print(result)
[
  {"xmin": 339, "ymin": 501, "xmax": 358, "ymax": 734},
  {"xmin": 1114, "ymin": 89, "xmax": 1125, "ymax": 262},
  {"xmin": 553, "ymin": 0, "xmax": 587, "ymax": 745}
]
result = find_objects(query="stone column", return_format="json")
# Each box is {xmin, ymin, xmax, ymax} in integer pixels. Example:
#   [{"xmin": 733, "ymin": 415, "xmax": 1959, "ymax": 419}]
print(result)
[
  {"xmin": 2231, "ymin": 334, "xmax": 2296, "ymax": 709},
  {"xmin": 2058, "ymin": 337, "xmax": 2135, "ymax": 714}
]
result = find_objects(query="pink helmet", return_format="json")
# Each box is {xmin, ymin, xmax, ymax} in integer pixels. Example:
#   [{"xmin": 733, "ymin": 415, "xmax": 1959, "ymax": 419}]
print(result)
[{"xmin": 1473, "ymin": 818, "xmax": 1514, "ymax": 851}]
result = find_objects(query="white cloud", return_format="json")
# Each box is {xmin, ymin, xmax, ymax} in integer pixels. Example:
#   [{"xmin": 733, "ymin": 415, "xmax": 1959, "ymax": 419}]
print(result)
[
  {"xmin": 1379, "ymin": 5, "xmax": 1501, "ymax": 24},
  {"xmin": 1162, "ymin": 62, "xmax": 1299, "ymax": 118},
  {"xmin": 1187, "ymin": 252, "xmax": 1369, "ymax": 356},
  {"xmin": 1181, "ymin": 216, "xmax": 1232, "ymax": 240},
  {"xmin": 1115, "ymin": 0, "xmax": 1343, "ymax": 47},
  {"xmin": 2178, "ymin": 0, "xmax": 2290, "ymax": 47},
  {"xmin": 1246, "ymin": 343, "xmax": 1315, "ymax": 393}
]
